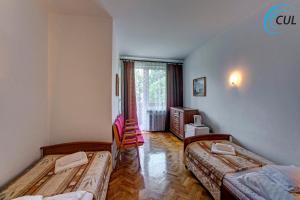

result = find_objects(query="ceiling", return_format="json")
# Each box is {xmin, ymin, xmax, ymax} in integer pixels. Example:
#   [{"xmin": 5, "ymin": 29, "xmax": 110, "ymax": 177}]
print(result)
[
  {"xmin": 101, "ymin": 0, "xmax": 271, "ymax": 59},
  {"xmin": 47, "ymin": 0, "xmax": 272, "ymax": 60}
]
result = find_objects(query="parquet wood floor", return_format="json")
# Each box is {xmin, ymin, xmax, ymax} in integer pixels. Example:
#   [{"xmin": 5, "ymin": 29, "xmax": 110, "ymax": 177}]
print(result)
[{"xmin": 107, "ymin": 132, "xmax": 212, "ymax": 200}]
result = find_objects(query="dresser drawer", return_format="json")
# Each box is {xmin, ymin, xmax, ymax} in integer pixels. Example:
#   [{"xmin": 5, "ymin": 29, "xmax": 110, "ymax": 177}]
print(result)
[{"xmin": 169, "ymin": 107, "xmax": 199, "ymax": 140}]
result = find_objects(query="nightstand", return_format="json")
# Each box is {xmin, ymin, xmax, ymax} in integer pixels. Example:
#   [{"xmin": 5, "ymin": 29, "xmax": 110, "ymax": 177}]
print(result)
[{"xmin": 184, "ymin": 123, "xmax": 210, "ymax": 138}]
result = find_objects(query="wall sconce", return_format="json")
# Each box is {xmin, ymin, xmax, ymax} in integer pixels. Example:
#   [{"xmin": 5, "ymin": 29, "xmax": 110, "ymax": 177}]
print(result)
[{"xmin": 229, "ymin": 71, "xmax": 242, "ymax": 87}]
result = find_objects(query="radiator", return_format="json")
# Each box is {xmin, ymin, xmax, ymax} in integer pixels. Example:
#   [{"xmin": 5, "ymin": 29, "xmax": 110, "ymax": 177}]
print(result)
[{"xmin": 147, "ymin": 110, "xmax": 166, "ymax": 131}]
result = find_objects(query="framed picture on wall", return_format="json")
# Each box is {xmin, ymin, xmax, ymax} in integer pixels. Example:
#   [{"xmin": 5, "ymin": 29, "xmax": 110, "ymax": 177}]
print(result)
[
  {"xmin": 116, "ymin": 74, "xmax": 119, "ymax": 96},
  {"xmin": 193, "ymin": 77, "xmax": 206, "ymax": 96}
]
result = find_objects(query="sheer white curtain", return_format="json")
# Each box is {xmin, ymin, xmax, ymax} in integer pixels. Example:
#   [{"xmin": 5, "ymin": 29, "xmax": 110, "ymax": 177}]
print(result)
[{"xmin": 135, "ymin": 62, "xmax": 167, "ymax": 131}]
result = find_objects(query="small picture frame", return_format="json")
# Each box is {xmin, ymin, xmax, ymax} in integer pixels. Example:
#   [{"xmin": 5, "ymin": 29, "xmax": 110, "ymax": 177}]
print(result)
[
  {"xmin": 193, "ymin": 77, "xmax": 206, "ymax": 96},
  {"xmin": 116, "ymin": 74, "xmax": 119, "ymax": 96}
]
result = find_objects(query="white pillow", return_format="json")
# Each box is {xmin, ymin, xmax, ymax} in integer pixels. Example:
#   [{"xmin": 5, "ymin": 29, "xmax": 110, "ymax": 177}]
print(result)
[
  {"xmin": 55, "ymin": 152, "xmax": 88, "ymax": 174},
  {"xmin": 237, "ymin": 172, "xmax": 295, "ymax": 200},
  {"xmin": 262, "ymin": 165, "xmax": 300, "ymax": 193}
]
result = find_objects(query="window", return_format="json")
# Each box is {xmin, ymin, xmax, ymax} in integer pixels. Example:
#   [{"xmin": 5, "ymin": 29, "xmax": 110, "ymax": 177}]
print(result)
[{"xmin": 135, "ymin": 62, "xmax": 167, "ymax": 131}]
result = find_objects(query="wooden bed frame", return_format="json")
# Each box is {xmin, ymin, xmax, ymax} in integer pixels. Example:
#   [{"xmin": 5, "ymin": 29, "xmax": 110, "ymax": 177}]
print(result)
[
  {"xmin": 40, "ymin": 141, "xmax": 112, "ymax": 157},
  {"xmin": 184, "ymin": 134, "xmax": 240, "ymax": 200},
  {"xmin": 221, "ymin": 184, "xmax": 241, "ymax": 200}
]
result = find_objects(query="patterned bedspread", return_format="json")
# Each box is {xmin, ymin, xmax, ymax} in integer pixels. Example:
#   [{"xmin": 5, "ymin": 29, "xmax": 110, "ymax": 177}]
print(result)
[
  {"xmin": 185, "ymin": 140, "xmax": 271, "ymax": 200},
  {"xmin": 0, "ymin": 151, "xmax": 112, "ymax": 200}
]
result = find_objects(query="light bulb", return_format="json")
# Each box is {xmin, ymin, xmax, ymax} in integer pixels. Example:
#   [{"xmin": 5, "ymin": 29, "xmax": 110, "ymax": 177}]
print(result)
[{"xmin": 229, "ymin": 72, "xmax": 241, "ymax": 87}]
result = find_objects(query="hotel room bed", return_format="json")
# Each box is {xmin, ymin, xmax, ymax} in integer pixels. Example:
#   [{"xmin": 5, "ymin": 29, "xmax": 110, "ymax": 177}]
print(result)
[
  {"xmin": 184, "ymin": 134, "xmax": 299, "ymax": 200},
  {"xmin": 0, "ymin": 142, "xmax": 112, "ymax": 200}
]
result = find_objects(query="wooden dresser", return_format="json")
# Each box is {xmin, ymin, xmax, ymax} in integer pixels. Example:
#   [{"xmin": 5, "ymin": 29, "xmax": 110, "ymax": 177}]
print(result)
[{"xmin": 170, "ymin": 107, "xmax": 199, "ymax": 140}]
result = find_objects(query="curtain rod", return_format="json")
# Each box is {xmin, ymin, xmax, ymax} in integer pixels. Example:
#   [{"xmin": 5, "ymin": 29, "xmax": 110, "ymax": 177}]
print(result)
[{"xmin": 120, "ymin": 56, "xmax": 184, "ymax": 64}]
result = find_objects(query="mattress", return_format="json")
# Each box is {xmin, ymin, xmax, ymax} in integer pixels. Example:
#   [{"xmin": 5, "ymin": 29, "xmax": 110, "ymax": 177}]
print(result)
[
  {"xmin": 224, "ymin": 168, "xmax": 300, "ymax": 200},
  {"xmin": 185, "ymin": 140, "xmax": 271, "ymax": 200},
  {"xmin": 0, "ymin": 151, "xmax": 112, "ymax": 200}
]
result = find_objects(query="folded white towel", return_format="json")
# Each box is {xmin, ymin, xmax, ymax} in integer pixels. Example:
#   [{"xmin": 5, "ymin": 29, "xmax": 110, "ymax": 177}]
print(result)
[
  {"xmin": 44, "ymin": 191, "xmax": 93, "ymax": 200},
  {"xmin": 55, "ymin": 152, "xmax": 88, "ymax": 174},
  {"xmin": 211, "ymin": 143, "xmax": 236, "ymax": 155},
  {"xmin": 12, "ymin": 196, "xmax": 43, "ymax": 200}
]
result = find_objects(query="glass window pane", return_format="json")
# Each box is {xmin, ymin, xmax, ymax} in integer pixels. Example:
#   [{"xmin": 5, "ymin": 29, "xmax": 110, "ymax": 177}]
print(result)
[{"xmin": 134, "ymin": 61, "xmax": 167, "ymax": 131}]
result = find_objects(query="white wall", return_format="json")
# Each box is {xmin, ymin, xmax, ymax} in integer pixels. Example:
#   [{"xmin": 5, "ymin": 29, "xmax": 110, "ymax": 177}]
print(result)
[
  {"xmin": 48, "ymin": 13, "xmax": 113, "ymax": 143},
  {"xmin": 112, "ymin": 21, "xmax": 121, "ymax": 122},
  {"xmin": 0, "ymin": 0, "xmax": 49, "ymax": 186},
  {"xmin": 111, "ymin": 21, "xmax": 121, "ymax": 166},
  {"xmin": 183, "ymin": 3, "xmax": 300, "ymax": 165}
]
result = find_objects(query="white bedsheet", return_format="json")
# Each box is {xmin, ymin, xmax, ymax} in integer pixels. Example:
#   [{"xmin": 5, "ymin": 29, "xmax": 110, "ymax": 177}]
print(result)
[
  {"xmin": 12, "ymin": 191, "xmax": 93, "ymax": 200},
  {"xmin": 224, "ymin": 168, "xmax": 300, "ymax": 200},
  {"xmin": 12, "ymin": 196, "xmax": 43, "ymax": 200},
  {"xmin": 237, "ymin": 171, "xmax": 295, "ymax": 200},
  {"xmin": 44, "ymin": 191, "xmax": 93, "ymax": 200}
]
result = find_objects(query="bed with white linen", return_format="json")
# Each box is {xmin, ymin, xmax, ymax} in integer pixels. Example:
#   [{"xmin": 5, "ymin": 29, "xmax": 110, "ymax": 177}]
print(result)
[
  {"xmin": 184, "ymin": 134, "xmax": 271, "ymax": 200},
  {"xmin": 0, "ymin": 142, "xmax": 112, "ymax": 200},
  {"xmin": 184, "ymin": 134, "xmax": 300, "ymax": 200}
]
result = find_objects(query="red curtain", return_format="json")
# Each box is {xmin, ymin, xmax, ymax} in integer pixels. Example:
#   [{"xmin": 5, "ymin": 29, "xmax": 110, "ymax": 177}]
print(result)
[
  {"xmin": 166, "ymin": 63, "xmax": 183, "ymax": 130},
  {"xmin": 123, "ymin": 60, "xmax": 138, "ymax": 120}
]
